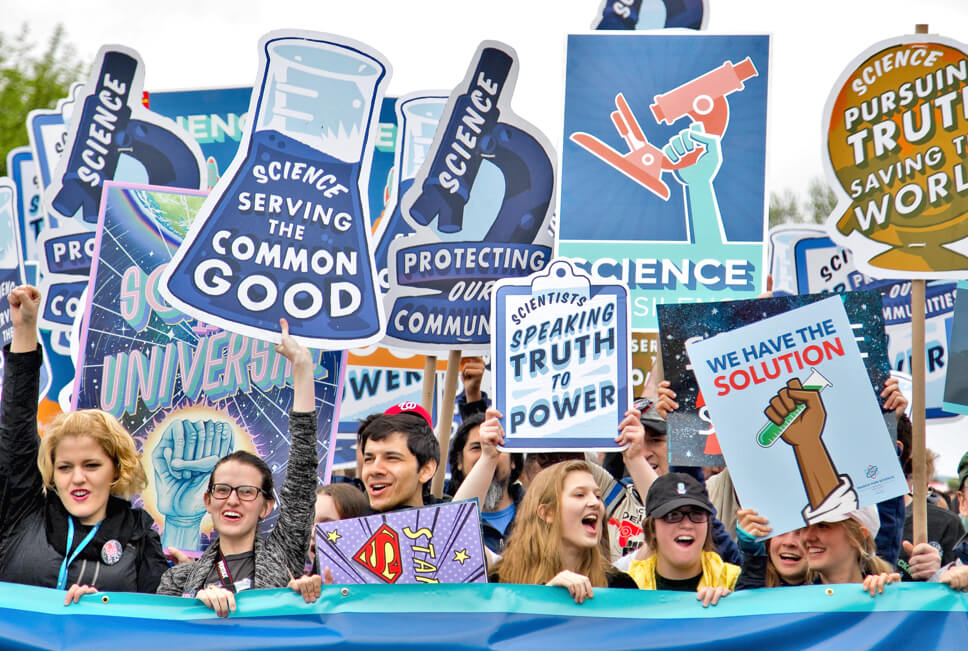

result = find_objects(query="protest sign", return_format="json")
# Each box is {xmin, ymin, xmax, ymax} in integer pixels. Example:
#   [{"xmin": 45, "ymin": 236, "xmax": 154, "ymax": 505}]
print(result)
[
  {"xmin": 372, "ymin": 93, "xmax": 447, "ymax": 292},
  {"xmin": 631, "ymin": 331, "xmax": 659, "ymax": 397},
  {"xmin": 942, "ymin": 281, "xmax": 968, "ymax": 414},
  {"xmin": 491, "ymin": 260, "xmax": 629, "ymax": 451},
  {"xmin": 657, "ymin": 291, "xmax": 894, "ymax": 466},
  {"xmin": 162, "ymin": 31, "xmax": 390, "ymax": 349},
  {"xmin": 824, "ymin": 35, "xmax": 968, "ymax": 278},
  {"xmin": 686, "ymin": 296, "xmax": 907, "ymax": 535},
  {"xmin": 559, "ymin": 33, "xmax": 769, "ymax": 330},
  {"xmin": 0, "ymin": 178, "xmax": 26, "ymax": 401},
  {"xmin": 73, "ymin": 182, "xmax": 345, "ymax": 552},
  {"xmin": 778, "ymin": 230, "xmax": 957, "ymax": 418},
  {"xmin": 592, "ymin": 0, "xmax": 708, "ymax": 30},
  {"xmin": 382, "ymin": 41, "xmax": 556, "ymax": 353},
  {"xmin": 143, "ymin": 86, "xmax": 252, "ymax": 186},
  {"xmin": 315, "ymin": 499, "xmax": 486, "ymax": 584},
  {"xmin": 45, "ymin": 45, "xmax": 206, "ymax": 225},
  {"xmin": 27, "ymin": 82, "xmax": 85, "ymax": 221},
  {"xmin": 6, "ymin": 147, "xmax": 46, "ymax": 265}
]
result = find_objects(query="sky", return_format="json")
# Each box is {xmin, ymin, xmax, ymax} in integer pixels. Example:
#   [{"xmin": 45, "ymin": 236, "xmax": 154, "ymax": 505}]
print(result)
[{"xmin": 4, "ymin": 0, "xmax": 967, "ymax": 475}]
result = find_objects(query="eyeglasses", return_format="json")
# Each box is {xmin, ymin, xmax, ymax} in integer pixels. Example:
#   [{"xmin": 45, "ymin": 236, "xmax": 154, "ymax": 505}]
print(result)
[
  {"xmin": 661, "ymin": 509, "xmax": 709, "ymax": 524},
  {"xmin": 210, "ymin": 484, "xmax": 265, "ymax": 501}
]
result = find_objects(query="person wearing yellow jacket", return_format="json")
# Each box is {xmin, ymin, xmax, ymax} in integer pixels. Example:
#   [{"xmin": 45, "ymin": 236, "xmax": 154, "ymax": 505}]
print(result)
[{"xmin": 628, "ymin": 473, "xmax": 740, "ymax": 606}]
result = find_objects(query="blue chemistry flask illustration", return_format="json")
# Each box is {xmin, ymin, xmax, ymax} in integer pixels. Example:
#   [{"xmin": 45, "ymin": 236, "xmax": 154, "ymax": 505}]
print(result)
[
  {"xmin": 374, "ymin": 94, "xmax": 447, "ymax": 290},
  {"xmin": 162, "ymin": 32, "xmax": 391, "ymax": 347}
]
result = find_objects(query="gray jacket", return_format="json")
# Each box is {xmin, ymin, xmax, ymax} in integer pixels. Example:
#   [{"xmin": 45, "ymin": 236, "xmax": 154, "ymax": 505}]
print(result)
[{"xmin": 156, "ymin": 411, "xmax": 318, "ymax": 596}]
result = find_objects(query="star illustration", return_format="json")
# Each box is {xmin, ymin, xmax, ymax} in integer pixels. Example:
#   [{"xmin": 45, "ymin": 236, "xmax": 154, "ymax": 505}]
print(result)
[
  {"xmin": 326, "ymin": 529, "xmax": 341, "ymax": 543},
  {"xmin": 453, "ymin": 549, "xmax": 470, "ymax": 565}
]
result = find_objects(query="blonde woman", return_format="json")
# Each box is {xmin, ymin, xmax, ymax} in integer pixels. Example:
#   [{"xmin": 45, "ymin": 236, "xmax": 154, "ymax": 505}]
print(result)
[
  {"xmin": 0, "ymin": 286, "xmax": 168, "ymax": 604},
  {"xmin": 495, "ymin": 460, "xmax": 637, "ymax": 603}
]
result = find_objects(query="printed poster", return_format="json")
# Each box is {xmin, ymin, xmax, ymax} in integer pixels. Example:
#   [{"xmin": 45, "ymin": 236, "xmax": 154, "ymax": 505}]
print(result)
[
  {"xmin": 381, "ymin": 41, "xmax": 556, "ymax": 353},
  {"xmin": 824, "ymin": 35, "xmax": 968, "ymax": 278},
  {"xmin": 657, "ymin": 291, "xmax": 894, "ymax": 466},
  {"xmin": 491, "ymin": 260, "xmax": 630, "ymax": 451},
  {"xmin": 73, "ymin": 182, "xmax": 345, "ymax": 552},
  {"xmin": 162, "ymin": 31, "xmax": 390, "ymax": 349},
  {"xmin": 315, "ymin": 499, "xmax": 486, "ymax": 584},
  {"xmin": 559, "ymin": 33, "xmax": 769, "ymax": 330},
  {"xmin": 686, "ymin": 296, "xmax": 907, "ymax": 536}
]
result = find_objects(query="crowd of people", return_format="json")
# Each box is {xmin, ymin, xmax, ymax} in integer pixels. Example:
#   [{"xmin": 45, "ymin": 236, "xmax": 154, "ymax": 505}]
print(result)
[{"xmin": 1, "ymin": 284, "xmax": 967, "ymax": 622}]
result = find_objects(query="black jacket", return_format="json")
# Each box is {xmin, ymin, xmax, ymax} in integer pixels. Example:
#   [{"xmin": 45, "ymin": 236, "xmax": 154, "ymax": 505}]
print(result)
[{"xmin": 0, "ymin": 345, "xmax": 168, "ymax": 592}]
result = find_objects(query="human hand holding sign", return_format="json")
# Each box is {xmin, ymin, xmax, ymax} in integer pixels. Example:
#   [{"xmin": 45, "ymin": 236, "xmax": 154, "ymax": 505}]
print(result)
[
  {"xmin": 153, "ymin": 418, "xmax": 234, "ymax": 550},
  {"xmin": 764, "ymin": 378, "xmax": 856, "ymax": 522}
]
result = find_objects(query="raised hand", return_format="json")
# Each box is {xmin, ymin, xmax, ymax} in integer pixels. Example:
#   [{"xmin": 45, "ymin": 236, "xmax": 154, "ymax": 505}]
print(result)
[{"xmin": 152, "ymin": 418, "xmax": 233, "ymax": 549}]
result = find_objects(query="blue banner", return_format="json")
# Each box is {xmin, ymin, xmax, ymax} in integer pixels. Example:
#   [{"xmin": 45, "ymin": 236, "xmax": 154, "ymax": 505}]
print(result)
[{"xmin": 0, "ymin": 582, "xmax": 964, "ymax": 650}]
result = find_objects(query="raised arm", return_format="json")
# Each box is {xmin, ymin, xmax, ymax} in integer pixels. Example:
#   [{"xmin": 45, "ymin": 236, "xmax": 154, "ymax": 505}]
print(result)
[
  {"xmin": 0, "ymin": 286, "xmax": 45, "ymax": 531},
  {"xmin": 269, "ymin": 318, "xmax": 319, "ymax": 576},
  {"xmin": 453, "ymin": 407, "xmax": 503, "ymax": 505},
  {"xmin": 616, "ymin": 408, "xmax": 658, "ymax": 504}
]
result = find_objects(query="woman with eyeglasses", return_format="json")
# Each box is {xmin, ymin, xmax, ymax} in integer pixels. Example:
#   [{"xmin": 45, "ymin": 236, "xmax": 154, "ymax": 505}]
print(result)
[
  {"xmin": 156, "ymin": 319, "xmax": 321, "ymax": 616},
  {"xmin": 627, "ymin": 473, "xmax": 740, "ymax": 607}
]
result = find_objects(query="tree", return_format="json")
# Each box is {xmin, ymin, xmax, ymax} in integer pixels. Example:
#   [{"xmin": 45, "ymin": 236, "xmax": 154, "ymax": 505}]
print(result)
[
  {"xmin": 0, "ymin": 24, "xmax": 85, "ymax": 177},
  {"xmin": 768, "ymin": 176, "xmax": 838, "ymax": 228}
]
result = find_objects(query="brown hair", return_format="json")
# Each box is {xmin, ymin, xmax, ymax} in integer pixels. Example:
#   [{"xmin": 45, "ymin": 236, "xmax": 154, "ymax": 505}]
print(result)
[
  {"xmin": 496, "ymin": 461, "xmax": 610, "ymax": 587},
  {"xmin": 38, "ymin": 410, "xmax": 146, "ymax": 497},
  {"xmin": 316, "ymin": 483, "xmax": 369, "ymax": 520}
]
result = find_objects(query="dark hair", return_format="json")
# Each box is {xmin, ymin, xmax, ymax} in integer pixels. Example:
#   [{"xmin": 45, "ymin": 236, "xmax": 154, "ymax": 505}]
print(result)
[
  {"xmin": 897, "ymin": 413, "xmax": 913, "ymax": 477},
  {"xmin": 208, "ymin": 451, "xmax": 274, "ymax": 498},
  {"xmin": 447, "ymin": 413, "xmax": 523, "ymax": 491},
  {"xmin": 359, "ymin": 413, "xmax": 440, "ymax": 475},
  {"xmin": 317, "ymin": 483, "xmax": 369, "ymax": 520}
]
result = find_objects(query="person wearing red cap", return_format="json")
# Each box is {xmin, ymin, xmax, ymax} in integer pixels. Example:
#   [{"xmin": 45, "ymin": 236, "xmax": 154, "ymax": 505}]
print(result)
[{"xmin": 358, "ymin": 402, "xmax": 445, "ymax": 513}]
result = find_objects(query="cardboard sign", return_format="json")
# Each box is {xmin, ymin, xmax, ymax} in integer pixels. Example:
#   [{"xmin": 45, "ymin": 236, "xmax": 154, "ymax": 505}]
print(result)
[
  {"xmin": 657, "ymin": 291, "xmax": 894, "ymax": 467},
  {"xmin": 6, "ymin": 147, "xmax": 46, "ymax": 264},
  {"xmin": 631, "ymin": 330, "xmax": 659, "ymax": 397},
  {"xmin": 45, "ymin": 45, "xmax": 206, "ymax": 225},
  {"xmin": 73, "ymin": 182, "xmax": 345, "ymax": 552},
  {"xmin": 27, "ymin": 82, "xmax": 85, "ymax": 221},
  {"xmin": 779, "ymin": 230, "xmax": 957, "ymax": 418},
  {"xmin": 942, "ymin": 281, "xmax": 968, "ymax": 414},
  {"xmin": 593, "ymin": 0, "xmax": 708, "ymax": 30},
  {"xmin": 559, "ymin": 34, "xmax": 769, "ymax": 330},
  {"xmin": 824, "ymin": 35, "xmax": 968, "ymax": 278},
  {"xmin": 372, "ymin": 93, "xmax": 447, "ymax": 292},
  {"xmin": 491, "ymin": 260, "xmax": 629, "ymax": 451},
  {"xmin": 315, "ymin": 500, "xmax": 486, "ymax": 584},
  {"xmin": 686, "ymin": 296, "xmax": 907, "ymax": 536},
  {"xmin": 382, "ymin": 41, "xmax": 556, "ymax": 353},
  {"xmin": 162, "ymin": 31, "xmax": 390, "ymax": 349},
  {"xmin": 0, "ymin": 178, "xmax": 26, "ymax": 401}
]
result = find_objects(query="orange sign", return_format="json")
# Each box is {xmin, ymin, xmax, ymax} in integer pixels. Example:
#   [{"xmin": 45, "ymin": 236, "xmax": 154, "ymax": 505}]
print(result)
[{"xmin": 824, "ymin": 35, "xmax": 968, "ymax": 278}]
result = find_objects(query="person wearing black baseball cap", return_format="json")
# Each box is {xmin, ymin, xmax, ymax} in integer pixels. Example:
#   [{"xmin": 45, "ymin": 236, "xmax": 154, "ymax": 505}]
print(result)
[{"xmin": 627, "ymin": 473, "xmax": 740, "ymax": 606}]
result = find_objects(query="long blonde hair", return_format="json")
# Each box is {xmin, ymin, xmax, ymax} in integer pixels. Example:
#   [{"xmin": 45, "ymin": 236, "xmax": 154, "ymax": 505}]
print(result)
[
  {"xmin": 38, "ymin": 409, "xmax": 147, "ymax": 497},
  {"xmin": 496, "ymin": 461, "xmax": 610, "ymax": 587},
  {"xmin": 805, "ymin": 519, "xmax": 893, "ymax": 583}
]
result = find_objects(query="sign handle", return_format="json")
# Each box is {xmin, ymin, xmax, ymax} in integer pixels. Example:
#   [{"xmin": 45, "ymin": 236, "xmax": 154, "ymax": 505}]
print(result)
[
  {"xmin": 909, "ymin": 24, "xmax": 929, "ymax": 548},
  {"xmin": 421, "ymin": 355, "xmax": 437, "ymax": 414},
  {"xmin": 432, "ymin": 349, "xmax": 463, "ymax": 498}
]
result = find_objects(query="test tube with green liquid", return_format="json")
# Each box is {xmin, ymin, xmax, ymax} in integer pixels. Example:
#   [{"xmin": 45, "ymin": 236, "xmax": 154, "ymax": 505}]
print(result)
[{"xmin": 755, "ymin": 368, "xmax": 832, "ymax": 447}]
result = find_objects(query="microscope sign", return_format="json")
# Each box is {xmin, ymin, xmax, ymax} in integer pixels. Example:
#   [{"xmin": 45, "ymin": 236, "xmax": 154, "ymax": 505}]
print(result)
[
  {"xmin": 316, "ymin": 500, "xmax": 487, "ymax": 584},
  {"xmin": 382, "ymin": 41, "xmax": 556, "ymax": 353},
  {"xmin": 491, "ymin": 260, "xmax": 630, "ymax": 452},
  {"xmin": 46, "ymin": 45, "xmax": 206, "ymax": 225},
  {"xmin": 559, "ymin": 35, "xmax": 769, "ymax": 330},
  {"xmin": 685, "ymin": 296, "xmax": 907, "ymax": 537},
  {"xmin": 824, "ymin": 35, "xmax": 968, "ymax": 279},
  {"xmin": 161, "ymin": 31, "xmax": 391, "ymax": 349}
]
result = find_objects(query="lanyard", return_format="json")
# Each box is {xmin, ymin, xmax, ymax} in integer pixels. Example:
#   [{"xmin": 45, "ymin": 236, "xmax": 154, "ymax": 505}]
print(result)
[
  {"xmin": 56, "ymin": 517, "xmax": 102, "ymax": 590},
  {"xmin": 216, "ymin": 550, "xmax": 236, "ymax": 592}
]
